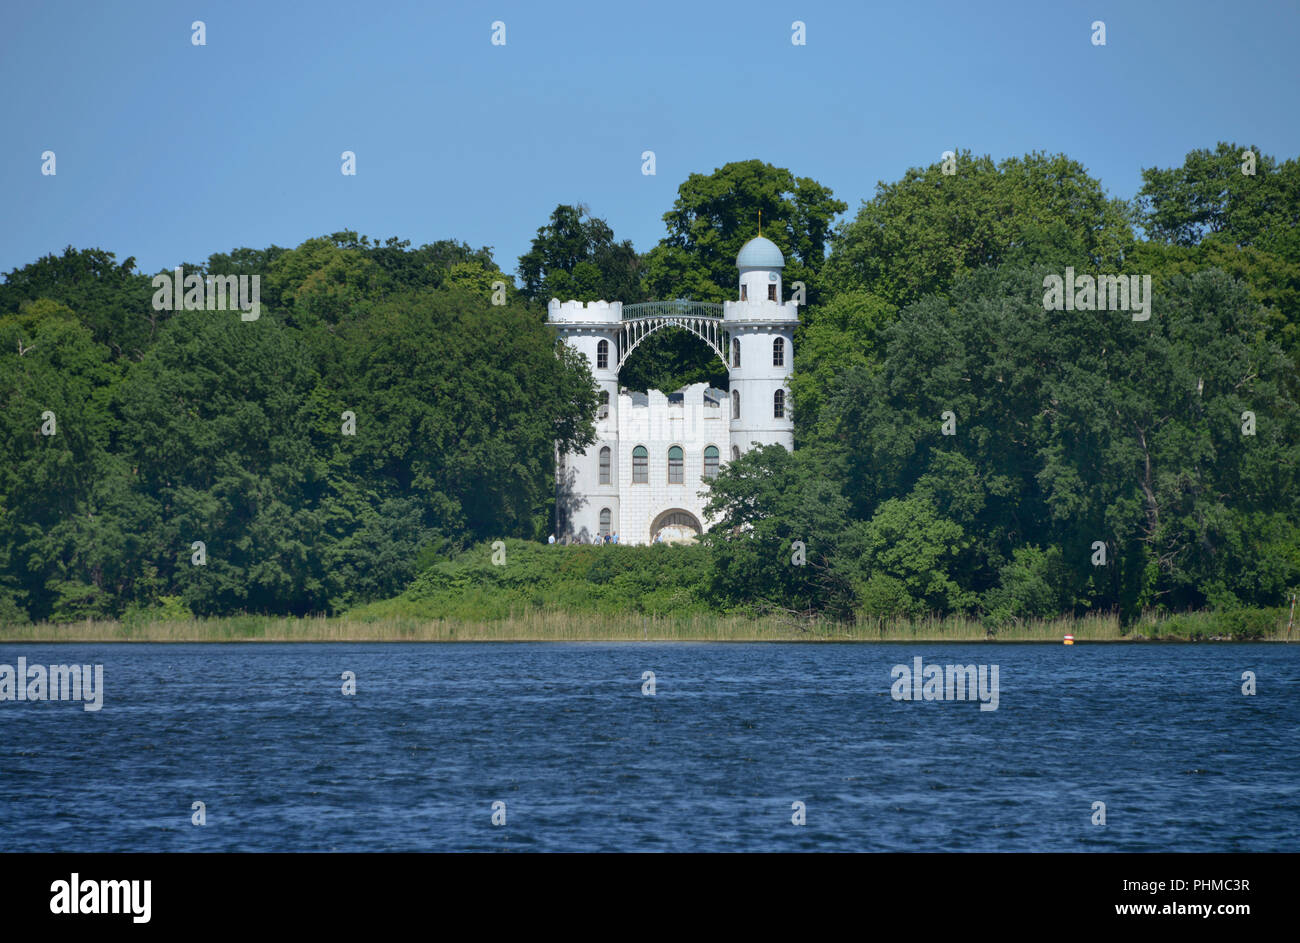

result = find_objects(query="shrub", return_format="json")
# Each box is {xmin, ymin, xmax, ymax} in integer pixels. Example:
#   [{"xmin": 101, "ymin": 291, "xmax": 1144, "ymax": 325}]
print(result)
[{"xmin": 856, "ymin": 573, "xmax": 916, "ymax": 620}]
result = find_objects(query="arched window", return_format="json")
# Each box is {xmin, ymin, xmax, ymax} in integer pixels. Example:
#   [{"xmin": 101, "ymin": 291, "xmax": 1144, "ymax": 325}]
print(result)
[
  {"xmin": 732, "ymin": 389, "xmax": 740, "ymax": 420},
  {"xmin": 598, "ymin": 390, "xmax": 609, "ymax": 419},
  {"xmin": 668, "ymin": 446, "xmax": 683, "ymax": 484},
  {"xmin": 596, "ymin": 339, "xmax": 608, "ymax": 369},
  {"xmin": 632, "ymin": 446, "xmax": 648, "ymax": 483},
  {"xmin": 732, "ymin": 338, "xmax": 741, "ymax": 367},
  {"xmin": 599, "ymin": 508, "xmax": 611, "ymax": 536},
  {"xmin": 732, "ymin": 445, "xmax": 740, "ymax": 462},
  {"xmin": 773, "ymin": 389, "xmax": 785, "ymax": 419},
  {"xmin": 773, "ymin": 337, "xmax": 784, "ymax": 367},
  {"xmin": 703, "ymin": 445, "xmax": 719, "ymax": 480},
  {"xmin": 598, "ymin": 446, "xmax": 611, "ymax": 485}
]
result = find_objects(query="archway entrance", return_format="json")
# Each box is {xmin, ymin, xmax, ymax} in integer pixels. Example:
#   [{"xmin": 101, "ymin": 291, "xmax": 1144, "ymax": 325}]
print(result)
[{"xmin": 650, "ymin": 508, "xmax": 703, "ymax": 544}]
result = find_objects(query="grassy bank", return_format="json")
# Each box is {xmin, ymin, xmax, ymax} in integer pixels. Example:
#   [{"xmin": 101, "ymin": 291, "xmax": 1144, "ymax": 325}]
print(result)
[{"xmin": 0, "ymin": 608, "xmax": 1290, "ymax": 642}]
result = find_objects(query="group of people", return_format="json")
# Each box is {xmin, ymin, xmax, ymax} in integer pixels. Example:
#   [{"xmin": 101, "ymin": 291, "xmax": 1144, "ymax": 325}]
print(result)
[{"xmin": 548, "ymin": 533, "xmax": 620, "ymax": 545}]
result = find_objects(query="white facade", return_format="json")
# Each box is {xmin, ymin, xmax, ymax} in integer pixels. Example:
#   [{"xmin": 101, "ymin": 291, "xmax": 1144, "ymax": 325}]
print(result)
[{"xmin": 550, "ymin": 237, "xmax": 796, "ymax": 544}]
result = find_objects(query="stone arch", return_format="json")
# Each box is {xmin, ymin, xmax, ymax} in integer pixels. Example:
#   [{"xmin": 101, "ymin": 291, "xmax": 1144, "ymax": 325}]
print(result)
[{"xmin": 650, "ymin": 508, "xmax": 703, "ymax": 544}]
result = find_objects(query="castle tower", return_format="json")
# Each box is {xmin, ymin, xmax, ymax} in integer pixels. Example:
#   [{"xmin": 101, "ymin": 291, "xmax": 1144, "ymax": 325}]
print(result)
[
  {"xmin": 548, "ymin": 299, "xmax": 622, "ymax": 540},
  {"xmin": 724, "ymin": 236, "xmax": 797, "ymax": 458}
]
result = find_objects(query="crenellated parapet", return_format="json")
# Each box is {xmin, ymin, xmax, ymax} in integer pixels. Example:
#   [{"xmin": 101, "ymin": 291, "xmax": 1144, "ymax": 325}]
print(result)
[
  {"xmin": 723, "ymin": 298, "xmax": 800, "ymax": 323},
  {"xmin": 547, "ymin": 299, "xmax": 624, "ymax": 324}
]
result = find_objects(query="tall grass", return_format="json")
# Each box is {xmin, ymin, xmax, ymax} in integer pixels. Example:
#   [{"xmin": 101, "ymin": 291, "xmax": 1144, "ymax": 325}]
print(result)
[
  {"xmin": 861, "ymin": 611, "xmax": 1127, "ymax": 641},
  {"xmin": 0, "ymin": 607, "xmax": 1288, "ymax": 642}
]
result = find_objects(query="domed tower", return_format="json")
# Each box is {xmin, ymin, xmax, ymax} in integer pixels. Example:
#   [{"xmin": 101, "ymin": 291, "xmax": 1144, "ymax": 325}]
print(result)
[
  {"xmin": 724, "ymin": 236, "xmax": 797, "ymax": 458},
  {"xmin": 548, "ymin": 299, "xmax": 622, "ymax": 540}
]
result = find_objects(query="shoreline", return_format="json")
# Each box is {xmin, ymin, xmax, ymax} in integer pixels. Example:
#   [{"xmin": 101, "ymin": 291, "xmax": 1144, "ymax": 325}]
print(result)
[
  {"xmin": 0, "ymin": 611, "xmax": 1291, "ymax": 644},
  {"xmin": 0, "ymin": 638, "xmax": 1287, "ymax": 644}
]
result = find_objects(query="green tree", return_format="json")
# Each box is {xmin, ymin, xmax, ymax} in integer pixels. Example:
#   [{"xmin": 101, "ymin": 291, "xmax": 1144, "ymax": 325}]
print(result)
[
  {"xmin": 845, "ymin": 495, "xmax": 975, "ymax": 618},
  {"xmin": 1137, "ymin": 142, "xmax": 1300, "ymax": 260},
  {"xmin": 788, "ymin": 290, "xmax": 895, "ymax": 444},
  {"xmin": 114, "ymin": 309, "xmax": 325, "ymax": 615},
  {"xmin": 517, "ymin": 204, "xmax": 645, "ymax": 305},
  {"xmin": 814, "ymin": 264, "xmax": 1299, "ymax": 621},
  {"xmin": 264, "ymin": 235, "xmax": 390, "ymax": 328},
  {"xmin": 0, "ymin": 300, "xmax": 123, "ymax": 620},
  {"xmin": 643, "ymin": 159, "xmax": 845, "ymax": 305},
  {"xmin": 332, "ymin": 286, "xmax": 598, "ymax": 542},
  {"xmin": 701, "ymin": 445, "xmax": 856, "ymax": 618},
  {"xmin": 1135, "ymin": 145, "xmax": 1300, "ymax": 365},
  {"xmin": 627, "ymin": 161, "xmax": 844, "ymax": 393},
  {"xmin": 826, "ymin": 151, "xmax": 1135, "ymax": 307},
  {"xmin": 0, "ymin": 247, "xmax": 157, "ymax": 358}
]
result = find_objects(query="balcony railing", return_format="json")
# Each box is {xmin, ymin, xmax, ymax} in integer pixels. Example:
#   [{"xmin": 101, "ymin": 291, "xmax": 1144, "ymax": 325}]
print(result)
[{"xmin": 621, "ymin": 300, "xmax": 724, "ymax": 321}]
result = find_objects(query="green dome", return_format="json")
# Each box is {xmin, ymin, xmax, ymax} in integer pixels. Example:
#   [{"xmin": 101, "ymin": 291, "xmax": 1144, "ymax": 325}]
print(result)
[{"xmin": 736, "ymin": 236, "xmax": 784, "ymax": 269}]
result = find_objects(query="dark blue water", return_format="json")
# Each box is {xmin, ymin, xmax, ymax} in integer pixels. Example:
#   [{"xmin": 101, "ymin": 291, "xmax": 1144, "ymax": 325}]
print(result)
[{"xmin": 1, "ymin": 642, "xmax": 1295, "ymax": 852}]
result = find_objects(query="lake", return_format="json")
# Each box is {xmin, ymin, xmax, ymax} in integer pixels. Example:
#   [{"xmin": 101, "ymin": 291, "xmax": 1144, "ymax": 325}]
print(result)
[{"xmin": 1, "ymin": 642, "xmax": 1295, "ymax": 852}]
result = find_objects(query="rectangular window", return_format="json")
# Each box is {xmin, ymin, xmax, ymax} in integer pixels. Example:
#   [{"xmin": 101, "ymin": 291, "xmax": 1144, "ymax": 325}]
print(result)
[
  {"xmin": 767, "ymin": 284, "xmax": 777, "ymax": 301},
  {"xmin": 740, "ymin": 284, "xmax": 747, "ymax": 301}
]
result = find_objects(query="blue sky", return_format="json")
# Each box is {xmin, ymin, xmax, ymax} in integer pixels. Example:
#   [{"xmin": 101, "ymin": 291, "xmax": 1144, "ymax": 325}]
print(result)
[{"xmin": 2, "ymin": 0, "xmax": 1297, "ymax": 279}]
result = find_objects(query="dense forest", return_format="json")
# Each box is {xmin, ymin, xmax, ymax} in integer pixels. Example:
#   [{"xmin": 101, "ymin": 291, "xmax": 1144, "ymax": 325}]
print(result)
[{"xmin": 2, "ymin": 146, "xmax": 1297, "ymax": 626}]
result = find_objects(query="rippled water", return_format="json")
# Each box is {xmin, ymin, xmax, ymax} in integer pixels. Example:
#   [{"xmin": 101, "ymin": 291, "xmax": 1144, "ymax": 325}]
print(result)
[{"xmin": 0, "ymin": 642, "xmax": 1295, "ymax": 851}]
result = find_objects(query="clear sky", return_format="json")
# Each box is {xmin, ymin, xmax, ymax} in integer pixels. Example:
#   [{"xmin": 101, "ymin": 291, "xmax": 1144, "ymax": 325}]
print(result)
[{"xmin": 2, "ymin": 0, "xmax": 1297, "ymax": 279}]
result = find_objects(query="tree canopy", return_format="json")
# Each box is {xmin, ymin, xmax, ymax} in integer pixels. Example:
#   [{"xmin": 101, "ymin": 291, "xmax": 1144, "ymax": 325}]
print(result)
[{"xmin": 2, "ymin": 146, "xmax": 1297, "ymax": 627}]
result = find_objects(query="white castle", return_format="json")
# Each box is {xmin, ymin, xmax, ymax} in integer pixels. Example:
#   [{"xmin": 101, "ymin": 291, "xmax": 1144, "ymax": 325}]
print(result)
[{"xmin": 549, "ymin": 235, "xmax": 796, "ymax": 544}]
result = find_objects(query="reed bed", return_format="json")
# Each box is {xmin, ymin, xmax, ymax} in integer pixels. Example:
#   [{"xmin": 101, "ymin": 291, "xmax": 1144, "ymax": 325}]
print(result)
[{"xmin": 0, "ymin": 607, "xmax": 1287, "ymax": 642}]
